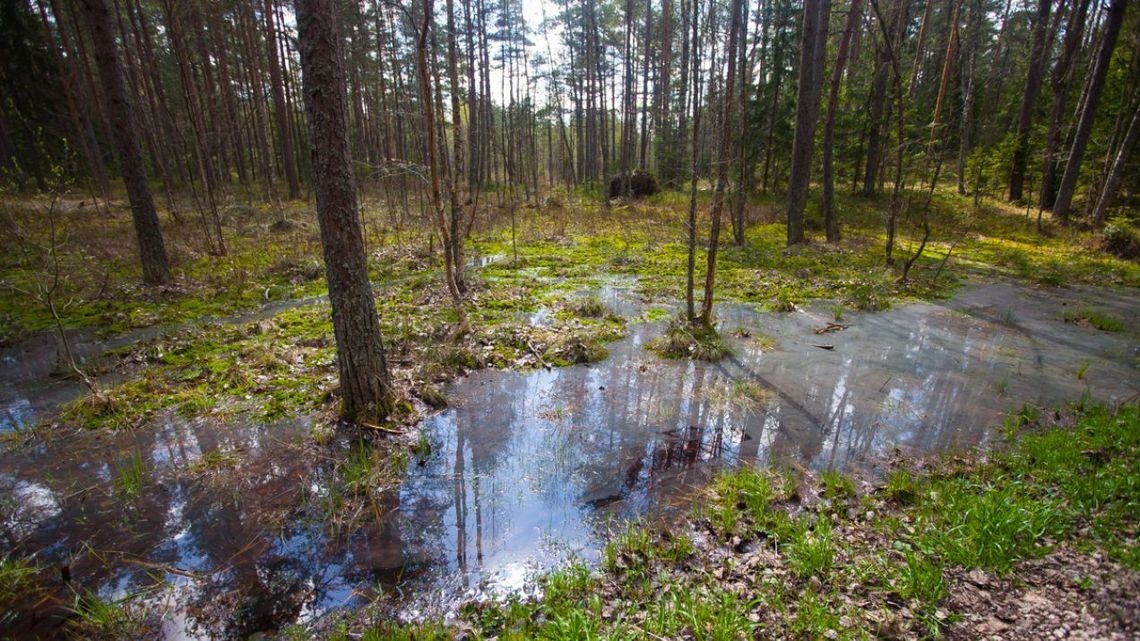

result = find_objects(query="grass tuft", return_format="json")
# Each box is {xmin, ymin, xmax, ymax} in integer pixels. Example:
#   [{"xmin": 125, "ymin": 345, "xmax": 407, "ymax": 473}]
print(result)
[{"xmin": 648, "ymin": 316, "xmax": 731, "ymax": 361}]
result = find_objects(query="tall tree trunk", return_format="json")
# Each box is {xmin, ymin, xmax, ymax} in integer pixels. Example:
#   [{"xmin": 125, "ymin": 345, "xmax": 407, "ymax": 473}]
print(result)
[
  {"xmin": 37, "ymin": 0, "xmax": 109, "ymax": 197},
  {"xmin": 786, "ymin": 0, "xmax": 830, "ymax": 246},
  {"xmin": 730, "ymin": 0, "xmax": 752, "ymax": 246},
  {"xmin": 1052, "ymin": 0, "xmax": 1127, "ymax": 223},
  {"xmin": 211, "ymin": 11, "xmax": 246, "ymax": 186},
  {"xmin": 418, "ymin": 0, "xmax": 469, "ymax": 331},
  {"xmin": 1090, "ymin": 99, "xmax": 1140, "ymax": 225},
  {"xmin": 907, "ymin": 0, "xmax": 932, "ymax": 98},
  {"xmin": 80, "ymin": 0, "xmax": 171, "ymax": 285},
  {"xmin": 639, "ymin": 0, "xmax": 653, "ymax": 171},
  {"xmin": 822, "ymin": 0, "xmax": 864, "ymax": 242},
  {"xmin": 295, "ymin": 0, "xmax": 394, "ymax": 422},
  {"xmin": 241, "ymin": 1, "xmax": 275, "ymax": 199},
  {"xmin": 1007, "ymin": 0, "xmax": 1052, "ymax": 202},
  {"xmin": 684, "ymin": 0, "xmax": 702, "ymax": 321},
  {"xmin": 861, "ymin": 6, "xmax": 892, "ymax": 196},
  {"xmin": 955, "ymin": 0, "xmax": 983, "ymax": 195},
  {"xmin": 266, "ymin": 0, "xmax": 302, "ymax": 199},
  {"xmin": 700, "ymin": 0, "xmax": 745, "ymax": 322},
  {"xmin": 463, "ymin": 0, "xmax": 480, "ymax": 191},
  {"xmin": 446, "ymin": 0, "xmax": 468, "ymax": 292},
  {"xmin": 1039, "ymin": 0, "xmax": 1091, "ymax": 210}
]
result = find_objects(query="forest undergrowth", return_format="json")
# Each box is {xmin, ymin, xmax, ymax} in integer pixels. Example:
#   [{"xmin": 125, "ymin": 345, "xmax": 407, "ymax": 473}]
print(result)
[{"xmin": 2, "ymin": 186, "xmax": 1136, "ymax": 434}]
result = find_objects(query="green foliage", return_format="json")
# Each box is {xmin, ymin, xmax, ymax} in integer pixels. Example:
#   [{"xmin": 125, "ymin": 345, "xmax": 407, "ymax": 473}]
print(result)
[
  {"xmin": 917, "ymin": 478, "xmax": 1067, "ymax": 572},
  {"xmin": 1063, "ymin": 306, "xmax": 1125, "ymax": 332},
  {"xmin": 714, "ymin": 466, "xmax": 774, "ymax": 518},
  {"xmin": 786, "ymin": 518, "xmax": 836, "ymax": 579},
  {"xmin": 0, "ymin": 555, "xmax": 39, "ymax": 619},
  {"xmin": 884, "ymin": 465, "xmax": 921, "ymax": 505},
  {"xmin": 342, "ymin": 440, "xmax": 378, "ymax": 496},
  {"xmin": 820, "ymin": 469, "xmax": 856, "ymax": 502},
  {"xmin": 67, "ymin": 589, "xmax": 144, "ymax": 639},
  {"xmin": 1102, "ymin": 222, "xmax": 1140, "ymax": 260},
  {"xmin": 565, "ymin": 295, "xmax": 612, "ymax": 319},
  {"xmin": 895, "ymin": 551, "xmax": 947, "ymax": 605},
  {"xmin": 112, "ymin": 450, "xmax": 148, "ymax": 501}
]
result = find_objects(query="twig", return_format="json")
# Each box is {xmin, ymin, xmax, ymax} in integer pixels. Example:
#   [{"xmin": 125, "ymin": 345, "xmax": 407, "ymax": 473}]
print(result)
[{"xmin": 361, "ymin": 422, "xmax": 403, "ymax": 434}]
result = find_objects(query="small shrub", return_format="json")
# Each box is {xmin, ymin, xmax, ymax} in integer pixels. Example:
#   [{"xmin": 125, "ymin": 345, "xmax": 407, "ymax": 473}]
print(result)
[
  {"xmin": 545, "ymin": 332, "xmax": 610, "ymax": 365},
  {"xmin": 845, "ymin": 282, "xmax": 891, "ymax": 311},
  {"xmin": 820, "ymin": 469, "xmax": 856, "ymax": 502},
  {"xmin": 1102, "ymin": 223, "xmax": 1140, "ymax": 260}
]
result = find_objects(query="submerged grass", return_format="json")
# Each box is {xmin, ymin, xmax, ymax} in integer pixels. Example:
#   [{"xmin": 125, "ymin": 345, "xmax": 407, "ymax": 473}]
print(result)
[
  {"xmin": 0, "ymin": 555, "xmax": 40, "ymax": 624},
  {"xmin": 1062, "ymin": 305, "xmax": 1126, "ymax": 332}
]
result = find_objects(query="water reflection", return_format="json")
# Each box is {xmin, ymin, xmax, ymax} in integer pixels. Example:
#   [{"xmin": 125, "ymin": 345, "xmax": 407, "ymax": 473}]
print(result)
[{"xmin": 0, "ymin": 281, "xmax": 1136, "ymax": 639}]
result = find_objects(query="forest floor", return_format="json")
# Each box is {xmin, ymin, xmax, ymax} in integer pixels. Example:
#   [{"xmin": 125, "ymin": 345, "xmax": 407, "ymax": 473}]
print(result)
[
  {"xmin": 0, "ymin": 186, "xmax": 1138, "ymax": 639},
  {"xmin": 320, "ymin": 403, "xmax": 1140, "ymax": 641}
]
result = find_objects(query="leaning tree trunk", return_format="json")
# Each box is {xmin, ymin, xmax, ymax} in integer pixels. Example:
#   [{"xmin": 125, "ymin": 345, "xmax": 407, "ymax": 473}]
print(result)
[
  {"xmin": 1090, "ymin": 100, "xmax": 1140, "ymax": 226},
  {"xmin": 1053, "ymin": 0, "xmax": 1127, "ymax": 224},
  {"xmin": 295, "ymin": 0, "xmax": 394, "ymax": 422},
  {"xmin": 822, "ymin": 0, "xmax": 864, "ymax": 242},
  {"xmin": 80, "ymin": 0, "xmax": 171, "ymax": 286},
  {"xmin": 786, "ymin": 0, "xmax": 829, "ymax": 246},
  {"xmin": 1039, "ymin": 0, "xmax": 1091, "ymax": 210}
]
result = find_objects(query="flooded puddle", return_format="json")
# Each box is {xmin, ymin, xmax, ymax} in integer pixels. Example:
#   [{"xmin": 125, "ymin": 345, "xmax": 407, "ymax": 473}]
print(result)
[{"xmin": 1, "ymin": 280, "xmax": 1137, "ymax": 638}]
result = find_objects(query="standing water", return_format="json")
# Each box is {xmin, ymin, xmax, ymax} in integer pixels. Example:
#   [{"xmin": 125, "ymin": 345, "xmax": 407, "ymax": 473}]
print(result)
[{"xmin": 1, "ymin": 279, "xmax": 1136, "ymax": 638}]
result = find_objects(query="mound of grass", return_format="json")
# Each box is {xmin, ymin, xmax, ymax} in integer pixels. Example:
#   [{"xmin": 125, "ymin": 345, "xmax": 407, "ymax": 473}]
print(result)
[
  {"xmin": 648, "ymin": 316, "xmax": 732, "ymax": 361},
  {"xmin": 564, "ymin": 295, "xmax": 614, "ymax": 320},
  {"xmin": 544, "ymin": 330, "xmax": 611, "ymax": 365}
]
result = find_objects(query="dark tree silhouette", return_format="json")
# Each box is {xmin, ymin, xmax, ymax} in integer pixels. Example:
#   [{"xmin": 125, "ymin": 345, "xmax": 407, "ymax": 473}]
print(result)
[{"xmin": 79, "ymin": 0, "xmax": 171, "ymax": 285}]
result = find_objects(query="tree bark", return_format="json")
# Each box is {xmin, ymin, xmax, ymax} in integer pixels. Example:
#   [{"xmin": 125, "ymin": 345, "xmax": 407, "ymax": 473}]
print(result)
[
  {"xmin": 955, "ymin": 0, "xmax": 983, "ymax": 195},
  {"xmin": 786, "ymin": 0, "xmax": 830, "ymax": 246},
  {"xmin": 295, "ymin": 0, "xmax": 395, "ymax": 422},
  {"xmin": 1007, "ymin": 0, "xmax": 1052, "ymax": 202},
  {"xmin": 266, "ymin": 0, "xmax": 302, "ymax": 199},
  {"xmin": 417, "ymin": 0, "xmax": 468, "ymax": 330},
  {"xmin": 822, "ymin": 0, "xmax": 864, "ymax": 242},
  {"xmin": 1052, "ymin": 0, "xmax": 1127, "ymax": 223},
  {"xmin": 446, "ymin": 0, "xmax": 468, "ymax": 292},
  {"xmin": 1090, "ymin": 99, "xmax": 1140, "ymax": 225},
  {"xmin": 79, "ymin": 0, "xmax": 171, "ymax": 285},
  {"xmin": 1039, "ymin": 0, "xmax": 1091, "ymax": 210},
  {"xmin": 700, "ymin": 0, "xmax": 745, "ymax": 322},
  {"xmin": 684, "ymin": 0, "xmax": 701, "ymax": 322}
]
